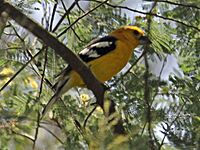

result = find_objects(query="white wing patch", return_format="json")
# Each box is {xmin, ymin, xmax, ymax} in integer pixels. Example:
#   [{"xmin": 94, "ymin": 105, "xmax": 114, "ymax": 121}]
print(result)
[
  {"xmin": 91, "ymin": 41, "xmax": 113, "ymax": 48},
  {"xmin": 79, "ymin": 41, "xmax": 113, "ymax": 58},
  {"xmin": 79, "ymin": 48, "xmax": 101, "ymax": 58},
  {"xmin": 79, "ymin": 48, "xmax": 90, "ymax": 55}
]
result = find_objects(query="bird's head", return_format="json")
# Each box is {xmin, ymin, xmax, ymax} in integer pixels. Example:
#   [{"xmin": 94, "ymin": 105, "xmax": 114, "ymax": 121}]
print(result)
[{"xmin": 110, "ymin": 26, "xmax": 151, "ymax": 48}]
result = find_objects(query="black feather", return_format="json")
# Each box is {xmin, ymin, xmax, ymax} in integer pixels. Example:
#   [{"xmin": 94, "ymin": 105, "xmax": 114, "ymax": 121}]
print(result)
[{"xmin": 79, "ymin": 36, "xmax": 117, "ymax": 62}]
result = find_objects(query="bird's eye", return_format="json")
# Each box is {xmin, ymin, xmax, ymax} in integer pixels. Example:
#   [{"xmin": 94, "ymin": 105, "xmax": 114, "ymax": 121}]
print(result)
[{"xmin": 133, "ymin": 30, "xmax": 140, "ymax": 36}]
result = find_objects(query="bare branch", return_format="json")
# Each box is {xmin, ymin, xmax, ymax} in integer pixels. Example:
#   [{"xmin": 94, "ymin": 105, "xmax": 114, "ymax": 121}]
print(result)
[{"xmin": 33, "ymin": 111, "xmax": 41, "ymax": 149}]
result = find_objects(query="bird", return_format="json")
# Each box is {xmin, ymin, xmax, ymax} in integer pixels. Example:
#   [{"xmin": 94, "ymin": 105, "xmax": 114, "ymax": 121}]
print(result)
[{"xmin": 41, "ymin": 26, "xmax": 151, "ymax": 117}]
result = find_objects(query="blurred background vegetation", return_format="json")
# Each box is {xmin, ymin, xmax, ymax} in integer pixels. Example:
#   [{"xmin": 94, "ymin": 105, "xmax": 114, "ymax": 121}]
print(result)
[{"xmin": 0, "ymin": 0, "xmax": 199, "ymax": 149}]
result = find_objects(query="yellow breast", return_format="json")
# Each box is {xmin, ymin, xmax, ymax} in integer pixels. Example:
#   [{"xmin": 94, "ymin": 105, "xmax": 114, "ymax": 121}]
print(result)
[{"xmin": 89, "ymin": 40, "xmax": 133, "ymax": 82}]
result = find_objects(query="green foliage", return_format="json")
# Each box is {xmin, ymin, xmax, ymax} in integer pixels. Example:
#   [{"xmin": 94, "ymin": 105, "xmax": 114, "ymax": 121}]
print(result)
[{"xmin": 0, "ymin": 0, "xmax": 199, "ymax": 149}]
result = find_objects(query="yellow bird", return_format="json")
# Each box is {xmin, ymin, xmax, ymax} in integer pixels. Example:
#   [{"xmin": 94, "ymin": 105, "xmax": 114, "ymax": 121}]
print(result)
[{"xmin": 42, "ymin": 26, "xmax": 151, "ymax": 116}]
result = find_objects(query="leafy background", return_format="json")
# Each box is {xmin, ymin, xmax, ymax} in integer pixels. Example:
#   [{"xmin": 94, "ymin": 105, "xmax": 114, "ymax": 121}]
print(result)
[{"xmin": 0, "ymin": 0, "xmax": 199, "ymax": 149}]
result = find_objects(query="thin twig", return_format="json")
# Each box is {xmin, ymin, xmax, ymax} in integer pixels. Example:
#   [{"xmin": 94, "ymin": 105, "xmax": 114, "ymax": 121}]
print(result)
[
  {"xmin": 49, "ymin": 0, "xmax": 58, "ymax": 31},
  {"xmin": 39, "ymin": 125, "xmax": 64, "ymax": 144},
  {"xmin": 71, "ymin": 26, "xmax": 86, "ymax": 43},
  {"xmin": 83, "ymin": 105, "xmax": 97, "ymax": 128},
  {"xmin": 33, "ymin": 111, "xmax": 41, "ymax": 149},
  {"xmin": 77, "ymin": 1, "xmax": 86, "ymax": 13},
  {"xmin": 38, "ymin": 47, "xmax": 48, "ymax": 99},
  {"xmin": 12, "ymin": 130, "xmax": 34, "ymax": 142},
  {"xmin": 60, "ymin": 0, "xmax": 68, "ymax": 12},
  {"xmin": 9, "ymin": 22, "xmax": 24, "ymax": 41},
  {"xmin": 141, "ymin": 121, "xmax": 147, "ymax": 135}
]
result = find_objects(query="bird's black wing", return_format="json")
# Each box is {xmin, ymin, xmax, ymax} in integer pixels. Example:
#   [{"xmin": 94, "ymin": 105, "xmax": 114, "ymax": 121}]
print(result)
[{"xmin": 79, "ymin": 36, "xmax": 117, "ymax": 62}]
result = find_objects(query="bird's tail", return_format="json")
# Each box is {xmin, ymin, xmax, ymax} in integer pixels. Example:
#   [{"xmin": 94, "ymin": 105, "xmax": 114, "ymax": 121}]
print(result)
[
  {"xmin": 41, "ymin": 75, "xmax": 70, "ymax": 118},
  {"xmin": 41, "ymin": 69, "xmax": 84, "ymax": 118}
]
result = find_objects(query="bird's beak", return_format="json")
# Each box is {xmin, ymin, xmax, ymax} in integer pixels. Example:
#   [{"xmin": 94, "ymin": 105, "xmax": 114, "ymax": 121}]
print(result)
[{"xmin": 139, "ymin": 36, "xmax": 151, "ymax": 45}]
